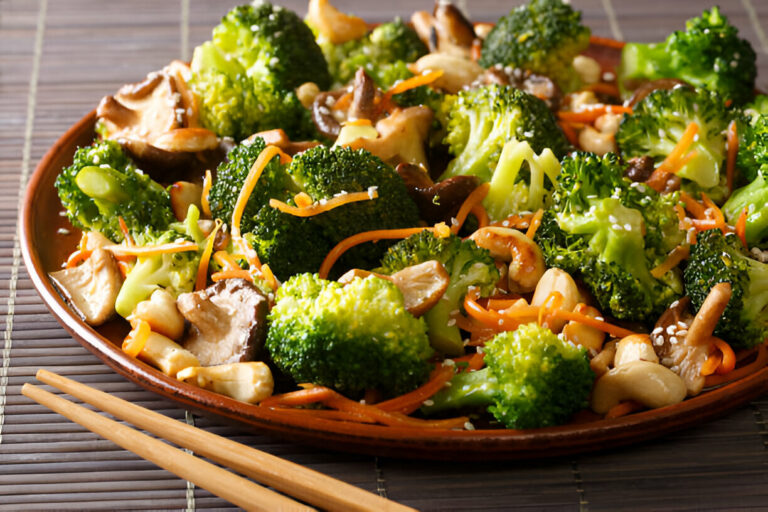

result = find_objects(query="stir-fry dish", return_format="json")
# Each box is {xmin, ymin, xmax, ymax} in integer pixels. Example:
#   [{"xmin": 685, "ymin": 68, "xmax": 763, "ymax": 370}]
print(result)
[{"xmin": 50, "ymin": 0, "xmax": 768, "ymax": 431}]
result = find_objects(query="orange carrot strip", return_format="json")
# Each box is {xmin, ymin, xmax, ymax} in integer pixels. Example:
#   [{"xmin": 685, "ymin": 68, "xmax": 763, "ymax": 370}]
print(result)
[
  {"xmin": 526, "ymin": 208, "xmax": 544, "ymax": 239},
  {"xmin": 344, "ymin": 118, "xmax": 372, "ymax": 127},
  {"xmin": 293, "ymin": 192, "xmax": 313, "ymax": 208},
  {"xmin": 680, "ymin": 191, "xmax": 707, "ymax": 219},
  {"xmin": 538, "ymin": 291, "xmax": 564, "ymax": 328},
  {"xmin": 650, "ymin": 244, "xmax": 690, "ymax": 279},
  {"xmin": 701, "ymin": 193, "xmax": 726, "ymax": 229},
  {"xmin": 557, "ymin": 105, "xmax": 633, "ymax": 123},
  {"xmin": 736, "ymin": 207, "xmax": 749, "ymax": 248},
  {"xmin": 470, "ymin": 203, "xmax": 490, "ymax": 229},
  {"xmin": 195, "ymin": 220, "xmax": 222, "ymax": 291},
  {"xmin": 122, "ymin": 319, "xmax": 150, "ymax": 358},
  {"xmin": 318, "ymin": 227, "xmax": 432, "ymax": 279},
  {"xmin": 265, "ymin": 407, "xmax": 377, "ymax": 423},
  {"xmin": 726, "ymin": 120, "xmax": 738, "ymax": 194},
  {"xmin": 558, "ymin": 121, "xmax": 580, "ymax": 146},
  {"xmin": 376, "ymin": 364, "xmax": 455, "ymax": 414},
  {"xmin": 584, "ymin": 82, "xmax": 621, "ymax": 97},
  {"xmin": 590, "ymin": 35, "xmax": 626, "ymax": 49},
  {"xmin": 384, "ymin": 70, "xmax": 444, "ymax": 98},
  {"xmin": 605, "ymin": 400, "xmax": 644, "ymax": 419},
  {"xmin": 260, "ymin": 263, "xmax": 279, "ymax": 291},
  {"xmin": 269, "ymin": 189, "xmax": 378, "ymax": 217},
  {"xmin": 552, "ymin": 309, "xmax": 639, "ymax": 338},
  {"xmin": 332, "ymin": 91, "xmax": 352, "ymax": 111},
  {"xmin": 260, "ymin": 386, "xmax": 333, "ymax": 408},
  {"xmin": 700, "ymin": 352, "xmax": 722, "ymax": 377},
  {"xmin": 712, "ymin": 337, "xmax": 736, "ymax": 375},
  {"xmin": 704, "ymin": 344, "xmax": 768, "ymax": 387},
  {"xmin": 201, "ymin": 169, "xmax": 213, "ymax": 217},
  {"xmin": 107, "ymin": 241, "xmax": 198, "ymax": 258},
  {"xmin": 645, "ymin": 168, "xmax": 674, "ymax": 193},
  {"xmin": 486, "ymin": 297, "xmax": 524, "ymax": 310},
  {"xmin": 464, "ymin": 292, "xmax": 539, "ymax": 331},
  {"xmin": 212, "ymin": 251, "xmax": 241, "ymax": 272},
  {"xmin": 231, "ymin": 145, "xmax": 281, "ymax": 238},
  {"xmin": 452, "ymin": 183, "xmax": 490, "ymax": 235},
  {"xmin": 211, "ymin": 269, "xmax": 254, "ymax": 282},
  {"xmin": 65, "ymin": 249, "xmax": 87, "ymax": 268},
  {"xmin": 675, "ymin": 149, "xmax": 699, "ymax": 171},
  {"xmin": 464, "ymin": 351, "xmax": 486, "ymax": 372},
  {"xmin": 118, "ymin": 217, "xmax": 135, "ymax": 246},
  {"xmin": 656, "ymin": 122, "xmax": 699, "ymax": 174}
]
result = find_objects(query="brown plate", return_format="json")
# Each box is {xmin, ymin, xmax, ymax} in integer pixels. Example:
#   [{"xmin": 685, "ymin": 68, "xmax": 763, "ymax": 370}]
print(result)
[{"xmin": 20, "ymin": 42, "xmax": 768, "ymax": 460}]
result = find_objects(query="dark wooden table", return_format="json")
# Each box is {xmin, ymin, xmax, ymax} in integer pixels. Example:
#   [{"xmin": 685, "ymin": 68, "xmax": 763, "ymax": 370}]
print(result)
[{"xmin": 2, "ymin": 1, "xmax": 768, "ymax": 510}]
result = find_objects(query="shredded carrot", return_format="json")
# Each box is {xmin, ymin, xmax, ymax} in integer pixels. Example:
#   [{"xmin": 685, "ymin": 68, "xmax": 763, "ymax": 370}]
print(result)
[
  {"xmin": 451, "ymin": 183, "xmax": 490, "ymax": 235},
  {"xmin": 384, "ymin": 70, "xmax": 444, "ymax": 98},
  {"xmin": 470, "ymin": 203, "xmax": 489, "ymax": 229},
  {"xmin": 558, "ymin": 121, "xmax": 580, "ymax": 146},
  {"xmin": 261, "ymin": 386, "xmax": 333, "ymax": 408},
  {"xmin": 650, "ymin": 244, "xmax": 690, "ymax": 279},
  {"xmin": 736, "ymin": 207, "xmax": 749, "ymax": 248},
  {"xmin": 704, "ymin": 343, "xmax": 768, "ymax": 388},
  {"xmin": 525, "ymin": 209, "xmax": 544, "ymax": 239},
  {"xmin": 266, "ymin": 407, "xmax": 377, "ymax": 423},
  {"xmin": 590, "ymin": 35, "xmax": 626, "ymax": 49},
  {"xmin": 656, "ymin": 122, "xmax": 699, "ymax": 174},
  {"xmin": 680, "ymin": 191, "xmax": 707, "ymax": 219},
  {"xmin": 122, "ymin": 319, "xmax": 150, "ymax": 358},
  {"xmin": 605, "ymin": 401, "xmax": 644, "ymax": 419},
  {"xmin": 557, "ymin": 105, "xmax": 633, "ymax": 123},
  {"xmin": 712, "ymin": 337, "xmax": 736, "ymax": 375},
  {"xmin": 538, "ymin": 290, "xmax": 564, "ymax": 328},
  {"xmin": 231, "ymin": 145, "xmax": 281, "ymax": 238},
  {"xmin": 232, "ymin": 236, "xmax": 262, "ymax": 270},
  {"xmin": 701, "ymin": 193, "xmax": 726, "ymax": 229},
  {"xmin": 211, "ymin": 269, "xmax": 254, "ymax": 282},
  {"xmin": 463, "ymin": 291, "xmax": 540, "ymax": 331},
  {"xmin": 332, "ymin": 91, "xmax": 352, "ymax": 111},
  {"xmin": 107, "ymin": 241, "xmax": 198, "ymax": 258},
  {"xmin": 269, "ymin": 189, "xmax": 378, "ymax": 217},
  {"xmin": 195, "ymin": 220, "xmax": 222, "ymax": 291},
  {"xmin": 318, "ymin": 226, "xmax": 432, "ymax": 279},
  {"xmin": 344, "ymin": 118, "xmax": 372, "ymax": 127},
  {"xmin": 675, "ymin": 149, "xmax": 699, "ymax": 171},
  {"xmin": 260, "ymin": 263, "xmax": 279, "ymax": 291},
  {"xmin": 551, "ymin": 309, "xmax": 638, "ymax": 339},
  {"xmin": 118, "ymin": 217, "xmax": 135, "ymax": 246},
  {"xmin": 584, "ymin": 82, "xmax": 621, "ymax": 97},
  {"xmin": 645, "ymin": 168, "xmax": 674, "ymax": 193},
  {"xmin": 212, "ymin": 251, "xmax": 241, "ymax": 272},
  {"xmin": 486, "ymin": 296, "xmax": 524, "ymax": 310},
  {"xmin": 201, "ymin": 169, "xmax": 213, "ymax": 217},
  {"xmin": 376, "ymin": 364, "xmax": 455, "ymax": 414},
  {"xmin": 726, "ymin": 120, "xmax": 738, "ymax": 194},
  {"xmin": 294, "ymin": 192, "xmax": 313, "ymax": 208},
  {"xmin": 700, "ymin": 352, "xmax": 722, "ymax": 377},
  {"xmin": 65, "ymin": 249, "xmax": 87, "ymax": 268}
]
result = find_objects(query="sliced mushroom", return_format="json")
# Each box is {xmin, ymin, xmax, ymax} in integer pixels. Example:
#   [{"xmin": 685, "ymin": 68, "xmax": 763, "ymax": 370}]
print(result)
[
  {"xmin": 614, "ymin": 334, "xmax": 659, "ymax": 366},
  {"xmin": 136, "ymin": 330, "xmax": 200, "ymax": 378},
  {"xmin": 49, "ymin": 248, "xmax": 123, "ymax": 326},
  {"xmin": 348, "ymin": 69, "xmax": 378, "ymax": 121},
  {"xmin": 396, "ymin": 164, "xmax": 479, "ymax": 224},
  {"xmin": 626, "ymin": 79, "xmax": 692, "ymax": 108},
  {"xmin": 177, "ymin": 362, "xmax": 274, "ymax": 404},
  {"xmin": 590, "ymin": 340, "xmax": 617, "ymax": 378},
  {"xmin": 244, "ymin": 128, "xmax": 322, "ymax": 156},
  {"xmin": 129, "ymin": 289, "xmax": 185, "ymax": 341},
  {"xmin": 472, "ymin": 66, "xmax": 562, "ymax": 111},
  {"xmin": 176, "ymin": 279, "xmax": 268, "ymax": 367},
  {"xmin": 624, "ymin": 156, "xmax": 655, "ymax": 183},
  {"xmin": 591, "ymin": 360, "xmax": 687, "ymax": 414},
  {"xmin": 410, "ymin": 2, "xmax": 475, "ymax": 56},
  {"xmin": 311, "ymin": 90, "xmax": 345, "ymax": 139},
  {"xmin": 410, "ymin": 53, "xmax": 483, "ymax": 93}
]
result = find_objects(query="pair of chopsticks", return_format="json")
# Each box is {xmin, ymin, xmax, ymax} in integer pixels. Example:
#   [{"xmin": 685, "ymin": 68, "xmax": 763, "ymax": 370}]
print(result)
[{"xmin": 22, "ymin": 369, "xmax": 416, "ymax": 512}]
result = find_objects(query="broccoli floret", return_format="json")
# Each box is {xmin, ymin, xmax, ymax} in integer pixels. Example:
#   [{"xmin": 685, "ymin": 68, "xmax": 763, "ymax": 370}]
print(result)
[
  {"xmin": 723, "ymin": 170, "xmax": 768, "ymax": 247},
  {"xmin": 266, "ymin": 273, "xmax": 433, "ymax": 396},
  {"xmin": 55, "ymin": 140, "xmax": 174, "ymax": 243},
  {"xmin": 616, "ymin": 87, "xmax": 730, "ymax": 203},
  {"xmin": 684, "ymin": 229, "xmax": 768, "ymax": 349},
  {"xmin": 479, "ymin": 0, "xmax": 590, "ymax": 92},
  {"xmin": 190, "ymin": 3, "xmax": 329, "ymax": 140},
  {"xmin": 423, "ymin": 324, "xmax": 593, "ymax": 429},
  {"xmin": 618, "ymin": 7, "xmax": 757, "ymax": 106},
  {"xmin": 378, "ymin": 231, "xmax": 499, "ymax": 356},
  {"xmin": 439, "ymin": 85, "xmax": 570, "ymax": 183},
  {"xmin": 321, "ymin": 18, "xmax": 427, "ymax": 88},
  {"xmin": 482, "ymin": 140, "xmax": 561, "ymax": 221},
  {"xmin": 114, "ymin": 215, "xmax": 203, "ymax": 318},
  {"xmin": 287, "ymin": 145, "xmax": 420, "ymax": 271},
  {"xmin": 535, "ymin": 153, "xmax": 684, "ymax": 323},
  {"xmin": 736, "ymin": 113, "xmax": 768, "ymax": 184}
]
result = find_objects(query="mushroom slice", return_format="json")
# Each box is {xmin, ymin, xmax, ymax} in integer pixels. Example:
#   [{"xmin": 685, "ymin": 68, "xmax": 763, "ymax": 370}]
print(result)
[
  {"xmin": 49, "ymin": 248, "xmax": 123, "ymax": 326},
  {"xmin": 177, "ymin": 362, "xmax": 274, "ymax": 404},
  {"xmin": 389, "ymin": 260, "xmax": 450, "ymax": 317},
  {"xmin": 410, "ymin": 52, "xmax": 483, "ymax": 93},
  {"xmin": 176, "ymin": 279, "xmax": 268, "ymax": 367}
]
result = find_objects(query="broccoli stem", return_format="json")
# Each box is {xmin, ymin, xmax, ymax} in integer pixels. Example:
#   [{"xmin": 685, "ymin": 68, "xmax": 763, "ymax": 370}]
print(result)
[
  {"xmin": 75, "ymin": 166, "xmax": 130, "ymax": 203},
  {"xmin": 421, "ymin": 367, "xmax": 497, "ymax": 414}
]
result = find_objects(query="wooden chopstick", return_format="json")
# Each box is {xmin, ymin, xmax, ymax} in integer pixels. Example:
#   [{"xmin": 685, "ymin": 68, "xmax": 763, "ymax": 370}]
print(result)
[
  {"xmin": 34, "ymin": 369, "xmax": 416, "ymax": 512},
  {"xmin": 21, "ymin": 382, "xmax": 313, "ymax": 512}
]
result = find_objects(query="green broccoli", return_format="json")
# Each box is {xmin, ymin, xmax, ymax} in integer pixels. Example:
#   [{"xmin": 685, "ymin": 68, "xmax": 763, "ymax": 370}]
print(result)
[
  {"xmin": 377, "ymin": 231, "xmax": 499, "ymax": 356},
  {"xmin": 723, "ymin": 170, "xmax": 768, "ymax": 247},
  {"xmin": 618, "ymin": 6, "xmax": 757, "ymax": 106},
  {"xmin": 114, "ymin": 207, "xmax": 206, "ymax": 318},
  {"xmin": 684, "ymin": 229, "xmax": 768, "ymax": 349},
  {"xmin": 482, "ymin": 139, "xmax": 561, "ymax": 222},
  {"xmin": 55, "ymin": 140, "xmax": 174, "ymax": 243},
  {"xmin": 479, "ymin": 0, "xmax": 590, "ymax": 92},
  {"xmin": 266, "ymin": 273, "xmax": 433, "ymax": 396},
  {"xmin": 616, "ymin": 87, "xmax": 730, "ymax": 203},
  {"xmin": 439, "ymin": 85, "xmax": 570, "ymax": 184},
  {"xmin": 320, "ymin": 18, "xmax": 427, "ymax": 88},
  {"xmin": 535, "ymin": 152, "xmax": 684, "ymax": 323},
  {"xmin": 422, "ymin": 323, "xmax": 593, "ymax": 429},
  {"xmin": 736, "ymin": 113, "xmax": 768, "ymax": 184},
  {"xmin": 190, "ymin": 3, "xmax": 330, "ymax": 140}
]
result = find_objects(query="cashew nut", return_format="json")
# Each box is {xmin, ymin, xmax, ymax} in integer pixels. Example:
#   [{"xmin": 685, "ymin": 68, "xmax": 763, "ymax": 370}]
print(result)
[
  {"xmin": 410, "ymin": 52, "xmax": 483, "ymax": 93},
  {"xmin": 138, "ymin": 331, "xmax": 200, "ymax": 378},
  {"xmin": 296, "ymin": 82, "xmax": 320, "ymax": 109},
  {"xmin": 578, "ymin": 126, "xmax": 616, "ymax": 155},
  {"xmin": 128, "ymin": 289, "xmax": 185, "ymax": 341},
  {"xmin": 686, "ymin": 282, "xmax": 732, "ymax": 345},
  {"xmin": 531, "ymin": 268, "xmax": 580, "ymax": 332},
  {"xmin": 594, "ymin": 113, "xmax": 622, "ymax": 135},
  {"xmin": 468, "ymin": 227, "xmax": 545, "ymax": 293},
  {"xmin": 614, "ymin": 334, "xmax": 659, "ymax": 366},
  {"xmin": 177, "ymin": 362, "xmax": 274, "ymax": 404},
  {"xmin": 590, "ymin": 340, "xmax": 617, "ymax": 378},
  {"xmin": 562, "ymin": 303, "xmax": 606, "ymax": 353},
  {"xmin": 591, "ymin": 360, "xmax": 687, "ymax": 414},
  {"xmin": 307, "ymin": 0, "xmax": 367, "ymax": 44},
  {"xmin": 572, "ymin": 55, "xmax": 602, "ymax": 85}
]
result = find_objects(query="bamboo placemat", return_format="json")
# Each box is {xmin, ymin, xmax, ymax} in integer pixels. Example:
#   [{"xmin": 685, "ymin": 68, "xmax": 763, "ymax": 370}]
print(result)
[{"xmin": 1, "ymin": 0, "xmax": 767, "ymax": 510}]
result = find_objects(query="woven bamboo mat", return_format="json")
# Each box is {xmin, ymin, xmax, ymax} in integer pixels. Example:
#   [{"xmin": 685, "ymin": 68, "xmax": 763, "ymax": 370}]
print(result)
[{"xmin": 1, "ymin": 0, "xmax": 768, "ymax": 510}]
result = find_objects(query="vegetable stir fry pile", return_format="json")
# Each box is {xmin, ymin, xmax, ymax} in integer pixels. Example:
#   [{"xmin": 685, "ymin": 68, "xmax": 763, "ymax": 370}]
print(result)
[{"xmin": 51, "ymin": 0, "xmax": 768, "ymax": 431}]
